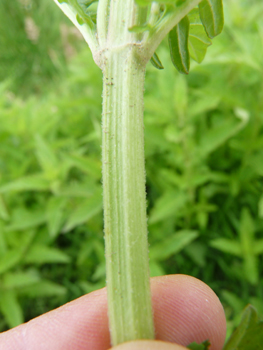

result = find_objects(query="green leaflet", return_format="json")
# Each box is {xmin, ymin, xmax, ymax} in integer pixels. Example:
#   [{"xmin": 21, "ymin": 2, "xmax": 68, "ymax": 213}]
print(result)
[
  {"xmin": 210, "ymin": 238, "xmax": 242, "ymax": 256},
  {"xmin": 188, "ymin": 8, "xmax": 212, "ymax": 63},
  {"xmin": 150, "ymin": 52, "xmax": 164, "ymax": 70},
  {"xmin": 58, "ymin": 0, "xmax": 95, "ymax": 28},
  {"xmin": 24, "ymin": 245, "xmax": 70, "ymax": 264},
  {"xmin": 187, "ymin": 340, "xmax": 211, "ymax": 350},
  {"xmin": 199, "ymin": 0, "xmax": 224, "ymax": 38},
  {"xmin": 166, "ymin": 2, "xmax": 224, "ymax": 72},
  {"xmin": 71, "ymin": 0, "xmax": 95, "ymax": 27},
  {"xmin": 223, "ymin": 305, "xmax": 263, "ymax": 350},
  {"xmin": 3, "ymin": 271, "xmax": 40, "ymax": 289},
  {"xmin": 77, "ymin": 0, "xmax": 97, "ymax": 11},
  {"xmin": 168, "ymin": 16, "xmax": 190, "ymax": 74},
  {"xmin": 62, "ymin": 188, "xmax": 102, "ymax": 232},
  {"xmin": 239, "ymin": 208, "xmax": 258, "ymax": 285},
  {"xmin": 58, "ymin": 0, "xmax": 96, "ymax": 7},
  {"xmin": 0, "ymin": 195, "xmax": 9, "ymax": 220},
  {"xmin": 129, "ymin": 24, "xmax": 152, "ymax": 33},
  {"xmin": 0, "ymin": 174, "xmax": 50, "ymax": 193},
  {"xmin": 149, "ymin": 230, "xmax": 198, "ymax": 261},
  {"xmin": 210, "ymin": 206, "xmax": 263, "ymax": 286},
  {"xmin": 19, "ymin": 280, "xmax": 67, "ymax": 298},
  {"xmin": 0, "ymin": 290, "xmax": 23, "ymax": 328}
]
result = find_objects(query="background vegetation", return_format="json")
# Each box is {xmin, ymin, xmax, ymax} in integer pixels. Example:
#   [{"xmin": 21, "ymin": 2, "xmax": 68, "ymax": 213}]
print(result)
[{"xmin": 0, "ymin": 0, "xmax": 262, "ymax": 340}]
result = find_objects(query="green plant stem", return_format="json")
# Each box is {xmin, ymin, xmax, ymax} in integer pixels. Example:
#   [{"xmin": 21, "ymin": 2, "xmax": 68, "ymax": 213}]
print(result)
[
  {"xmin": 97, "ymin": 0, "xmax": 110, "ymax": 46},
  {"xmin": 52, "ymin": 0, "xmax": 205, "ymax": 346},
  {"xmin": 102, "ymin": 47, "xmax": 154, "ymax": 346}
]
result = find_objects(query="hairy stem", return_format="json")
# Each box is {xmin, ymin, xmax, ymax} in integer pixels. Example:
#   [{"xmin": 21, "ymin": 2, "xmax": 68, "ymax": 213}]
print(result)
[
  {"xmin": 102, "ymin": 47, "xmax": 154, "ymax": 346},
  {"xmin": 97, "ymin": 0, "xmax": 110, "ymax": 47}
]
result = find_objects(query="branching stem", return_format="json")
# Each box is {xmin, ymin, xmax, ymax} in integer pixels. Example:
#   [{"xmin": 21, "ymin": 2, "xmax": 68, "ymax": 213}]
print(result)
[
  {"xmin": 51, "ymin": 0, "xmax": 206, "ymax": 347},
  {"xmin": 143, "ymin": 0, "xmax": 202, "ymax": 60}
]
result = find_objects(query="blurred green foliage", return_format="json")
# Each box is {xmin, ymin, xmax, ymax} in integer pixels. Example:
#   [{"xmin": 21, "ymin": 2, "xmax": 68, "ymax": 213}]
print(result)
[{"xmin": 0, "ymin": 0, "xmax": 263, "ymax": 341}]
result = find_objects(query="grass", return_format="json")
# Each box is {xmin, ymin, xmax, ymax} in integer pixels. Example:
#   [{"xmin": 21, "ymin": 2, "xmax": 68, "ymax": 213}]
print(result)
[{"xmin": 0, "ymin": 0, "xmax": 263, "ymax": 340}]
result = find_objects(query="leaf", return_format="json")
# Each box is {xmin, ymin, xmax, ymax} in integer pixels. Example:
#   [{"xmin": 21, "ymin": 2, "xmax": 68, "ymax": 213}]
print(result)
[
  {"xmin": 134, "ymin": 0, "xmax": 150, "ymax": 5},
  {"xmin": 188, "ymin": 94, "xmax": 220, "ymax": 117},
  {"xmin": 209, "ymin": 238, "xmax": 242, "ymax": 257},
  {"xmin": 168, "ymin": 16, "xmax": 190, "ymax": 74},
  {"xmin": 188, "ymin": 340, "xmax": 211, "ymax": 350},
  {"xmin": 92, "ymin": 261, "xmax": 105, "ymax": 281},
  {"xmin": 239, "ymin": 208, "xmax": 258, "ymax": 285},
  {"xmin": 78, "ymin": 280, "xmax": 105, "ymax": 294},
  {"xmin": 70, "ymin": 0, "xmax": 95, "ymax": 27},
  {"xmin": 223, "ymin": 305, "xmax": 263, "ymax": 350},
  {"xmin": 0, "ymin": 231, "xmax": 35, "ymax": 275},
  {"xmin": 76, "ymin": 13, "xmax": 84, "ymax": 24},
  {"xmin": 254, "ymin": 239, "xmax": 263, "ymax": 255},
  {"xmin": 129, "ymin": 24, "xmax": 152, "ymax": 33},
  {"xmin": 19, "ymin": 280, "xmax": 67, "ymax": 298},
  {"xmin": 0, "ymin": 290, "xmax": 23, "ymax": 328},
  {"xmin": 0, "ymin": 248, "xmax": 24, "ymax": 275},
  {"xmin": 35, "ymin": 134, "xmax": 59, "ymax": 180},
  {"xmin": 149, "ymin": 260, "xmax": 165, "ymax": 277},
  {"xmin": 149, "ymin": 190, "xmax": 187, "ymax": 224},
  {"xmin": 150, "ymin": 52, "xmax": 164, "ymax": 70},
  {"xmin": 3, "ymin": 270, "xmax": 40, "ymax": 289},
  {"xmin": 198, "ymin": 0, "xmax": 224, "ymax": 39},
  {"xmin": 149, "ymin": 230, "xmax": 198, "ymax": 261},
  {"xmin": 258, "ymin": 195, "xmax": 263, "ymax": 218},
  {"xmin": 5, "ymin": 208, "xmax": 46, "ymax": 231},
  {"xmin": 76, "ymin": 242, "xmax": 94, "ymax": 266},
  {"xmin": 55, "ymin": 0, "xmax": 95, "ymax": 31},
  {"xmin": 185, "ymin": 242, "xmax": 207, "ymax": 267},
  {"xmin": 0, "ymin": 195, "xmax": 9, "ymax": 220},
  {"xmin": 222, "ymin": 290, "xmax": 245, "ymax": 315},
  {"xmin": 68, "ymin": 154, "xmax": 101, "ymax": 178},
  {"xmin": 77, "ymin": 0, "xmax": 96, "ymax": 11},
  {"xmin": 0, "ymin": 225, "xmax": 7, "ymax": 256},
  {"xmin": 56, "ymin": 180, "xmax": 96, "ymax": 197},
  {"xmin": 46, "ymin": 197, "xmax": 67, "ymax": 238},
  {"xmin": 24, "ymin": 245, "xmax": 70, "ymax": 264},
  {"xmin": 197, "ymin": 116, "xmax": 247, "ymax": 158},
  {"xmin": 62, "ymin": 188, "xmax": 102, "ymax": 232},
  {"xmin": 0, "ymin": 174, "xmax": 50, "ymax": 193},
  {"xmin": 188, "ymin": 9, "xmax": 212, "ymax": 63},
  {"xmin": 174, "ymin": 74, "xmax": 188, "ymax": 115}
]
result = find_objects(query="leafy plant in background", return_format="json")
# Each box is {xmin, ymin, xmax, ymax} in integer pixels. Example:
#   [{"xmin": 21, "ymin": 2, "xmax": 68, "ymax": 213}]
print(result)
[
  {"xmin": 0, "ymin": 50, "xmax": 105, "ymax": 327},
  {"xmin": 0, "ymin": 0, "xmax": 69, "ymax": 95},
  {"xmin": 51, "ymin": 0, "xmax": 224, "ymax": 347},
  {"xmin": 210, "ymin": 207, "xmax": 263, "ymax": 286}
]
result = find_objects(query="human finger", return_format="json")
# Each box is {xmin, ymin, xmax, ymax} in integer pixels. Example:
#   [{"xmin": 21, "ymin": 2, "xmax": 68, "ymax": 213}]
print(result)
[
  {"xmin": 0, "ymin": 275, "xmax": 226, "ymax": 350},
  {"xmin": 151, "ymin": 275, "xmax": 226, "ymax": 350}
]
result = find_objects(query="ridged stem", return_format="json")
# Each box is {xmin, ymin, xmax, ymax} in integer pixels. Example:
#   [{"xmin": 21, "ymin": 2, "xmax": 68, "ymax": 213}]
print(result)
[{"xmin": 102, "ymin": 47, "xmax": 154, "ymax": 346}]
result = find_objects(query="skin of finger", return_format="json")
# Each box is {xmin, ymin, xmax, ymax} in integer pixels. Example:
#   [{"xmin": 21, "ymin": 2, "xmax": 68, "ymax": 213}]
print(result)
[
  {"xmin": 111, "ymin": 340, "xmax": 188, "ymax": 350},
  {"xmin": 152, "ymin": 275, "xmax": 226, "ymax": 350},
  {"xmin": 0, "ymin": 288, "xmax": 110, "ymax": 350},
  {"xmin": 0, "ymin": 275, "xmax": 226, "ymax": 350}
]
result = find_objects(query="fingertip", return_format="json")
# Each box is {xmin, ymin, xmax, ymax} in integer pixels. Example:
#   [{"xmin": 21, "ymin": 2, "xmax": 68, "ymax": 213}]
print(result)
[
  {"xmin": 111, "ymin": 340, "xmax": 187, "ymax": 350},
  {"xmin": 151, "ymin": 275, "xmax": 226, "ymax": 350}
]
